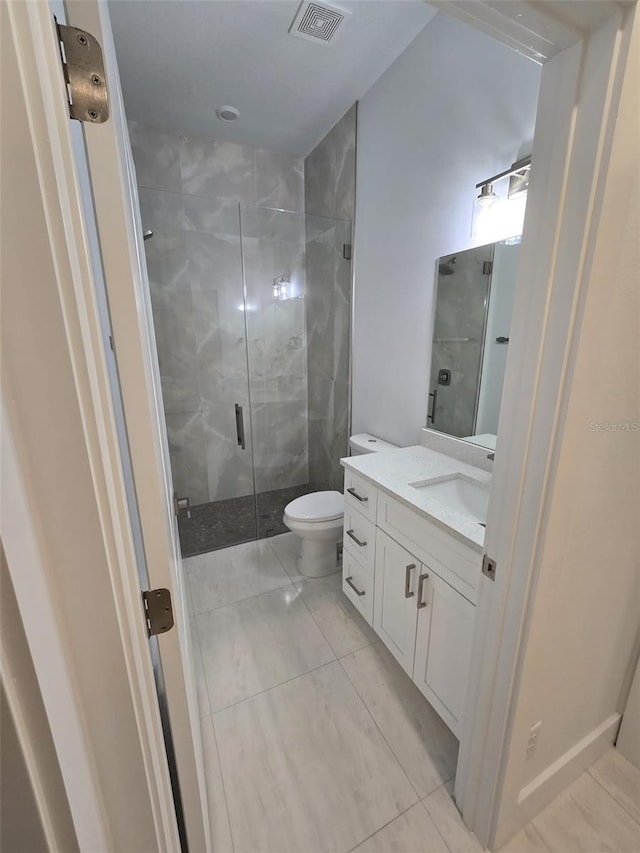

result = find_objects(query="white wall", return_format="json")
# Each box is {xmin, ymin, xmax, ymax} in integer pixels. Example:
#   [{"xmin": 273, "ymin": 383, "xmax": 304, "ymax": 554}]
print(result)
[{"xmin": 352, "ymin": 13, "xmax": 541, "ymax": 447}]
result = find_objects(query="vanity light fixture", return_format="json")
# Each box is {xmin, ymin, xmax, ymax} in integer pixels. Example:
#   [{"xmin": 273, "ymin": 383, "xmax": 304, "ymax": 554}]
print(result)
[
  {"xmin": 473, "ymin": 155, "xmax": 532, "ymax": 241},
  {"xmin": 475, "ymin": 155, "xmax": 531, "ymax": 202}
]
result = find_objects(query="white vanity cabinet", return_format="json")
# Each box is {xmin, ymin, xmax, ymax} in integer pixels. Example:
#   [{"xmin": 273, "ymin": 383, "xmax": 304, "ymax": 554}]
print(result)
[
  {"xmin": 373, "ymin": 530, "xmax": 422, "ymax": 676},
  {"xmin": 342, "ymin": 469, "xmax": 482, "ymax": 738},
  {"xmin": 413, "ymin": 570, "xmax": 475, "ymax": 735},
  {"xmin": 373, "ymin": 527, "xmax": 474, "ymax": 736}
]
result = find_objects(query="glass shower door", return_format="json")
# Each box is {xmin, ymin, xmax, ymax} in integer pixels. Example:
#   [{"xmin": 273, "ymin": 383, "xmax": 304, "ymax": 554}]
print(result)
[
  {"xmin": 140, "ymin": 194, "xmax": 258, "ymax": 555},
  {"xmin": 240, "ymin": 204, "xmax": 352, "ymax": 538}
]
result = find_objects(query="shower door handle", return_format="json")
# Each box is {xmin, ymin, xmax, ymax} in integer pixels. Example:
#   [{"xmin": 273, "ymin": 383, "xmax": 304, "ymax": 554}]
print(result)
[
  {"xmin": 234, "ymin": 404, "xmax": 246, "ymax": 450},
  {"xmin": 427, "ymin": 389, "xmax": 438, "ymax": 423}
]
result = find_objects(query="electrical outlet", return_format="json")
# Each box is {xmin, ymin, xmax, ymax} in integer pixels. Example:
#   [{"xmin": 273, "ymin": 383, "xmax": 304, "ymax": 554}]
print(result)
[{"xmin": 526, "ymin": 721, "xmax": 542, "ymax": 759}]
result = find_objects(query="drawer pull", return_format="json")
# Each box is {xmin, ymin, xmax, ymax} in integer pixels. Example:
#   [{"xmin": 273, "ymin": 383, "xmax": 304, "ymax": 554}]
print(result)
[
  {"xmin": 346, "ymin": 576, "xmax": 366, "ymax": 597},
  {"xmin": 346, "ymin": 529, "xmax": 367, "ymax": 547},
  {"xmin": 405, "ymin": 563, "xmax": 416, "ymax": 598},
  {"xmin": 417, "ymin": 572, "xmax": 429, "ymax": 609},
  {"xmin": 347, "ymin": 487, "xmax": 368, "ymax": 503}
]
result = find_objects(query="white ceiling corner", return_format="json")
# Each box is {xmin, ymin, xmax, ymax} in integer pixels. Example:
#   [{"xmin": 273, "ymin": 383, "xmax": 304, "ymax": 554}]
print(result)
[{"xmin": 108, "ymin": 0, "xmax": 437, "ymax": 156}]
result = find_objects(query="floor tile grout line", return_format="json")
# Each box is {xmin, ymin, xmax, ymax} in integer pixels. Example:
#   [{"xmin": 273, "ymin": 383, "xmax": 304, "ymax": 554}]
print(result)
[
  {"xmin": 211, "ymin": 658, "xmax": 338, "ymax": 718},
  {"xmin": 292, "ymin": 573, "xmax": 345, "ymax": 661},
  {"xmin": 190, "ymin": 576, "xmax": 294, "ymax": 619},
  {"xmin": 185, "ymin": 538, "xmax": 293, "ymax": 616},
  {"xmin": 266, "ymin": 535, "xmax": 301, "ymax": 584},
  {"xmin": 190, "ymin": 540, "xmax": 337, "ymax": 716},
  {"xmin": 344, "ymin": 800, "xmax": 423, "ymax": 853},
  {"xmin": 418, "ymin": 784, "xmax": 470, "ymax": 853},
  {"xmin": 301, "ymin": 590, "xmax": 380, "ymax": 669},
  {"xmin": 337, "ymin": 646, "xmax": 422, "ymax": 803},
  {"xmin": 587, "ymin": 763, "xmax": 640, "ymax": 828},
  {"xmin": 279, "ymin": 557, "xmax": 379, "ymax": 669},
  {"xmin": 184, "ymin": 569, "xmax": 197, "ymax": 618},
  {"xmin": 209, "ymin": 714, "xmax": 237, "ymax": 853},
  {"xmin": 191, "ymin": 606, "xmax": 216, "ymax": 719}
]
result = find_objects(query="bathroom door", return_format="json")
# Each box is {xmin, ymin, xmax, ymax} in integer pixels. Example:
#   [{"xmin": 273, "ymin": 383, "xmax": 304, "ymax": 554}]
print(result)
[{"xmin": 53, "ymin": 0, "xmax": 211, "ymax": 848}]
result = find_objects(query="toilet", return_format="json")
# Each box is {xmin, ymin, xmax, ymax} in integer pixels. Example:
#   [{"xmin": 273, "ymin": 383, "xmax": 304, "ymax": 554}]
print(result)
[{"xmin": 283, "ymin": 433, "xmax": 398, "ymax": 577}]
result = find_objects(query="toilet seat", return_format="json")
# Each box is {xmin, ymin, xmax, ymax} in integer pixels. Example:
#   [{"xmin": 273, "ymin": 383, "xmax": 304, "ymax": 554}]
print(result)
[{"xmin": 284, "ymin": 491, "xmax": 344, "ymax": 523}]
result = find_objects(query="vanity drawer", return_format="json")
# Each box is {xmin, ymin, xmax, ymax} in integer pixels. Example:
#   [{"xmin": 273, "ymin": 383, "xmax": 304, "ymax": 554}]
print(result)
[
  {"xmin": 343, "ymin": 506, "xmax": 375, "ymax": 575},
  {"xmin": 344, "ymin": 470, "xmax": 378, "ymax": 522},
  {"xmin": 377, "ymin": 492, "xmax": 481, "ymax": 604},
  {"xmin": 342, "ymin": 550, "xmax": 374, "ymax": 625}
]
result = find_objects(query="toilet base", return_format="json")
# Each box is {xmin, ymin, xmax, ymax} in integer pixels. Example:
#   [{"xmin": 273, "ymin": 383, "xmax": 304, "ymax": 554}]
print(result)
[{"xmin": 298, "ymin": 537, "xmax": 340, "ymax": 578}]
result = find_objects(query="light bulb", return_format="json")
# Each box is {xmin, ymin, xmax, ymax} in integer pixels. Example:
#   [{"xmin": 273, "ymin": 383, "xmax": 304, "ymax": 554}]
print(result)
[{"xmin": 477, "ymin": 183, "xmax": 498, "ymax": 208}]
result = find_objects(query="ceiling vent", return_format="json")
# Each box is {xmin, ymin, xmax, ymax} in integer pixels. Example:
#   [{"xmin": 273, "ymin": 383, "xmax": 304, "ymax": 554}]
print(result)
[{"xmin": 289, "ymin": 1, "xmax": 350, "ymax": 45}]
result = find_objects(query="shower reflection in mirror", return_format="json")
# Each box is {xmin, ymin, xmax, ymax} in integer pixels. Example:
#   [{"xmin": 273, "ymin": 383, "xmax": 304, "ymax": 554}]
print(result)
[{"xmin": 427, "ymin": 238, "xmax": 520, "ymax": 451}]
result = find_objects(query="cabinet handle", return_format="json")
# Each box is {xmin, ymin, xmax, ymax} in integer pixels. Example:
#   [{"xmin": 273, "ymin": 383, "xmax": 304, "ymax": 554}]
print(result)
[
  {"xmin": 404, "ymin": 563, "xmax": 416, "ymax": 598},
  {"xmin": 345, "ymin": 576, "xmax": 366, "ymax": 597},
  {"xmin": 347, "ymin": 487, "xmax": 368, "ymax": 503},
  {"xmin": 346, "ymin": 529, "xmax": 367, "ymax": 547},
  {"xmin": 417, "ymin": 572, "xmax": 429, "ymax": 609}
]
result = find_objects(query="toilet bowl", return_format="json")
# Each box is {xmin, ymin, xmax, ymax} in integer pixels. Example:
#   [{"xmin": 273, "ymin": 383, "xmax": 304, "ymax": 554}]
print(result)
[
  {"xmin": 283, "ymin": 491, "xmax": 344, "ymax": 578},
  {"xmin": 283, "ymin": 434, "xmax": 399, "ymax": 578}
]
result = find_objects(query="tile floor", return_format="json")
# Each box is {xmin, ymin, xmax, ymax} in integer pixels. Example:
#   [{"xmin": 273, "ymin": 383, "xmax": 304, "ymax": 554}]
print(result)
[{"xmin": 186, "ymin": 534, "xmax": 640, "ymax": 853}]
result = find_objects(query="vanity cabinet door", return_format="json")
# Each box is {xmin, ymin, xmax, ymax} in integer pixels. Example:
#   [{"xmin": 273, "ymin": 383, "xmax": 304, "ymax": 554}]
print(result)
[
  {"xmin": 373, "ymin": 529, "xmax": 420, "ymax": 676},
  {"xmin": 413, "ymin": 571, "xmax": 475, "ymax": 738}
]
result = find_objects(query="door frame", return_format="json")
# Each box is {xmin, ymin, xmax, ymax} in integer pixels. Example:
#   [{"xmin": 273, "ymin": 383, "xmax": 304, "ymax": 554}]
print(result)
[{"xmin": 455, "ymin": 5, "xmax": 637, "ymax": 848}]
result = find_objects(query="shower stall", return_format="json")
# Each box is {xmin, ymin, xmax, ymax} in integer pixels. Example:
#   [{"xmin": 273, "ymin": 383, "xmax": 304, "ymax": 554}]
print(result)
[{"xmin": 142, "ymin": 199, "xmax": 352, "ymax": 556}]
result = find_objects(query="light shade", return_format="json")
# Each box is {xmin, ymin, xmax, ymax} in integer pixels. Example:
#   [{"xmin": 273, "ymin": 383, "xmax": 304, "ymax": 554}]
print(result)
[{"xmin": 477, "ymin": 183, "xmax": 498, "ymax": 208}]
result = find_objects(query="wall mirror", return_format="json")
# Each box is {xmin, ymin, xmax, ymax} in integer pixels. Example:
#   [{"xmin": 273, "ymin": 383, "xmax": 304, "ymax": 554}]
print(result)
[{"xmin": 427, "ymin": 239, "xmax": 521, "ymax": 449}]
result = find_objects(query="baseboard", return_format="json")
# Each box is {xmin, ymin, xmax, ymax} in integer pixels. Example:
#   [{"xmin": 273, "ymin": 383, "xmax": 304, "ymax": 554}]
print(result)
[
  {"xmin": 517, "ymin": 713, "xmax": 621, "ymax": 807},
  {"xmin": 493, "ymin": 713, "xmax": 621, "ymax": 850}
]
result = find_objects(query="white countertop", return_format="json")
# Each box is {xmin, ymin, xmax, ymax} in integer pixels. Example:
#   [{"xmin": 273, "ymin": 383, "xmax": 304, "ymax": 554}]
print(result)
[{"xmin": 341, "ymin": 446, "xmax": 490, "ymax": 551}]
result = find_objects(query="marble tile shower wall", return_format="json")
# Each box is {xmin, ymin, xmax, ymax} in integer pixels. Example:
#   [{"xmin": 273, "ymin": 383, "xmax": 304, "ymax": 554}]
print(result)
[
  {"xmin": 304, "ymin": 105, "xmax": 356, "ymax": 492},
  {"xmin": 129, "ymin": 121, "xmax": 307, "ymax": 504}
]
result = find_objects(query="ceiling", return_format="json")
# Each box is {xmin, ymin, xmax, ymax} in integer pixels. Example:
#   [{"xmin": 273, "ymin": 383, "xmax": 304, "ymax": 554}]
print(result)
[{"xmin": 108, "ymin": 1, "xmax": 437, "ymax": 156}]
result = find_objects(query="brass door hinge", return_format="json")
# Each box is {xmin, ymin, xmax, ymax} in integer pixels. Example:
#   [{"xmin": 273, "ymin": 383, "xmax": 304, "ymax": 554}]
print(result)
[
  {"xmin": 55, "ymin": 20, "xmax": 109, "ymax": 123},
  {"xmin": 142, "ymin": 588, "xmax": 174, "ymax": 637}
]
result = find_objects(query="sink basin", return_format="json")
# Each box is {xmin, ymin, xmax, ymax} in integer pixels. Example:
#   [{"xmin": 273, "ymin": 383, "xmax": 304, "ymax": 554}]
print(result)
[{"xmin": 410, "ymin": 474, "xmax": 489, "ymax": 525}]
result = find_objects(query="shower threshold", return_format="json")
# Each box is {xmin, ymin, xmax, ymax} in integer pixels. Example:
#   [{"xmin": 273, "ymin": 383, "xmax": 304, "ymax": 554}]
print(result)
[{"xmin": 177, "ymin": 483, "xmax": 310, "ymax": 557}]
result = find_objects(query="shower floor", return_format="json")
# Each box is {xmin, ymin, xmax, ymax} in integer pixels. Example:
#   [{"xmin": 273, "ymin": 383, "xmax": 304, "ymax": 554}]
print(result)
[{"xmin": 177, "ymin": 483, "xmax": 311, "ymax": 557}]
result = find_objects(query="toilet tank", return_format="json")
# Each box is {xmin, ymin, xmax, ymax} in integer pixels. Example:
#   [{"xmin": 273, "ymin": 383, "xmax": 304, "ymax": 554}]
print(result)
[{"xmin": 349, "ymin": 433, "xmax": 398, "ymax": 456}]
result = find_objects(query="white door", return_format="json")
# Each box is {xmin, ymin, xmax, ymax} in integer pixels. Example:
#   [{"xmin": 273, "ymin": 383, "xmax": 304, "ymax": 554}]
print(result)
[
  {"xmin": 45, "ymin": 2, "xmax": 210, "ymax": 850},
  {"xmin": 413, "ymin": 572, "xmax": 475, "ymax": 738},
  {"xmin": 373, "ymin": 530, "xmax": 421, "ymax": 675}
]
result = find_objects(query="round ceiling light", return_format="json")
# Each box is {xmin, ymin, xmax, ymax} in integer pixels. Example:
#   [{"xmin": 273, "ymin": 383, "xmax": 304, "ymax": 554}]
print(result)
[{"xmin": 216, "ymin": 105, "xmax": 240, "ymax": 122}]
